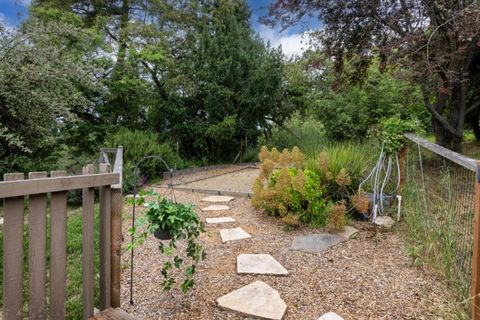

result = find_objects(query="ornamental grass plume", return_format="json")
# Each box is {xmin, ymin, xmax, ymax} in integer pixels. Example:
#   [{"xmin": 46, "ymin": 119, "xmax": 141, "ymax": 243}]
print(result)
[
  {"xmin": 259, "ymin": 146, "xmax": 271, "ymax": 163},
  {"xmin": 279, "ymin": 148, "xmax": 292, "ymax": 167},
  {"xmin": 275, "ymin": 167, "xmax": 292, "ymax": 204},
  {"xmin": 251, "ymin": 177, "xmax": 265, "ymax": 208},
  {"xmin": 260, "ymin": 158, "xmax": 275, "ymax": 180},
  {"xmin": 318, "ymin": 152, "xmax": 333, "ymax": 180},
  {"xmin": 292, "ymin": 169, "xmax": 306, "ymax": 196},
  {"xmin": 326, "ymin": 201, "xmax": 346, "ymax": 232},
  {"xmin": 291, "ymin": 146, "xmax": 305, "ymax": 168},
  {"xmin": 335, "ymin": 168, "xmax": 351, "ymax": 186},
  {"xmin": 351, "ymin": 189, "xmax": 369, "ymax": 214},
  {"xmin": 282, "ymin": 213, "xmax": 300, "ymax": 227},
  {"xmin": 271, "ymin": 147, "xmax": 281, "ymax": 162}
]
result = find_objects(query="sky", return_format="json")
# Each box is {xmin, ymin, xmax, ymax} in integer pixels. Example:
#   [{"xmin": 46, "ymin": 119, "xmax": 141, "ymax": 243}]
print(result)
[{"xmin": 0, "ymin": 0, "xmax": 319, "ymax": 57}]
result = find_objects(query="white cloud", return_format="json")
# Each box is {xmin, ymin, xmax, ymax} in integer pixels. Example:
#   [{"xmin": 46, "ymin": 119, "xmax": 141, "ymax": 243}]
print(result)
[{"xmin": 257, "ymin": 25, "xmax": 311, "ymax": 58}]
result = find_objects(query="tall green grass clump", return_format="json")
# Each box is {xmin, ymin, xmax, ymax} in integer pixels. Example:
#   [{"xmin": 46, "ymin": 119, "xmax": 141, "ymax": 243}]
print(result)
[
  {"xmin": 106, "ymin": 128, "xmax": 184, "ymax": 191},
  {"xmin": 259, "ymin": 115, "xmax": 326, "ymax": 159},
  {"xmin": 403, "ymin": 157, "xmax": 472, "ymax": 318}
]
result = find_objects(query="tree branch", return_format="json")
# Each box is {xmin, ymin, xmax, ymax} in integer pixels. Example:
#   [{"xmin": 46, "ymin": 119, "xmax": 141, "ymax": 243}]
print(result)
[
  {"xmin": 421, "ymin": 83, "xmax": 462, "ymax": 138},
  {"xmin": 466, "ymin": 100, "xmax": 480, "ymax": 115},
  {"xmin": 264, "ymin": 116, "xmax": 300, "ymax": 139}
]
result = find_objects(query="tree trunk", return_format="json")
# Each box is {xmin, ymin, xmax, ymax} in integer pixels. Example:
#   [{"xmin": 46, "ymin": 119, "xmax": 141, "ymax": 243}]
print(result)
[
  {"xmin": 468, "ymin": 113, "xmax": 480, "ymax": 140},
  {"xmin": 430, "ymin": 83, "xmax": 465, "ymax": 153}
]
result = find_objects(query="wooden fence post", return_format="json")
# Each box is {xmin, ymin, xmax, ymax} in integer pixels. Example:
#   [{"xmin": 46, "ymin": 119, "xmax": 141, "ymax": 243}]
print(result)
[
  {"xmin": 100, "ymin": 164, "xmax": 112, "ymax": 310},
  {"xmin": 111, "ymin": 146, "xmax": 123, "ymax": 308},
  {"xmin": 472, "ymin": 160, "xmax": 480, "ymax": 319}
]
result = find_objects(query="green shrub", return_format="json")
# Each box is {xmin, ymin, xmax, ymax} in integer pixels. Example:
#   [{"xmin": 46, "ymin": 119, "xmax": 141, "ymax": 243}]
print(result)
[
  {"xmin": 252, "ymin": 143, "xmax": 376, "ymax": 228},
  {"xmin": 106, "ymin": 128, "xmax": 183, "ymax": 191},
  {"xmin": 240, "ymin": 147, "xmax": 259, "ymax": 163},
  {"xmin": 253, "ymin": 146, "xmax": 352, "ymax": 228}
]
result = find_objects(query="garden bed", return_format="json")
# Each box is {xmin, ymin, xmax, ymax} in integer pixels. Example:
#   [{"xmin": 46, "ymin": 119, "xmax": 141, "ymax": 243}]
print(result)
[{"xmin": 120, "ymin": 188, "xmax": 456, "ymax": 319}]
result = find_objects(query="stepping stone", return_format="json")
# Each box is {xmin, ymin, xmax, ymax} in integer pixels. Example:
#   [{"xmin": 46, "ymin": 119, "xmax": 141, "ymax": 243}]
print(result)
[
  {"xmin": 375, "ymin": 216, "xmax": 395, "ymax": 228},
  {"xmin": 237, "ymin": 254, "xmax": 288, "ymax": 276},
  {"xmin": 217, "ymin": 281, "xmax": 287, "ymax": 320},
  {"xmin": 201, "ymin": 205, "xmax": 231, "ymax": 212},
  {"xmin": 202, "ymin": 195, "xmax": 235, "ymax": 202},
  {"xmin": 318, "ymin": 312, "xmax": 345, "ymax": 320},
  {"xmin": 220, "ymin": 227, "xmax": 251, "ymax": 242},
  {"xmin": 290, "ymin": 234, "xmax": 343, "ymax": 253},
  {"xmin": 206, "ymin": 217, "xmax": 236, "ymax": 224},
  {"xmin": 337, "ymin": 225, "xmax": 358, "ymax": 239}
]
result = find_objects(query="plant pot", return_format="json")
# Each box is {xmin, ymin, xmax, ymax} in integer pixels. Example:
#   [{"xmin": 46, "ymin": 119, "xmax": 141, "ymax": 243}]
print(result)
[{"xmin": 153, "ymin": 228, "xmax": 172, "ymax": 240}]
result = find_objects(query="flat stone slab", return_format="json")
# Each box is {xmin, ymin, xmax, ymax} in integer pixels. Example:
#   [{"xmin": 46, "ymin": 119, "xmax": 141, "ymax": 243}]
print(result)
[
  {"xmin": 206, "ymin": 217, "xmax": 236, "ymax": 224},
  {"xmin": 220, "ymin": 227, "xmax": 252, "ymax": 242},
  {"xmin": 290, "ymin": 234, "xmax": 343, "ymax": 253},
  {"xmin": 337, "ymin": 226, "xmax": 358, "ymax": 239},
  {"xmin": 202, "ymin": 195, "xmax": 235, "ymax": 202},
  {"xmin": 237, "ymin": 254, "xmax": 288, "ymax": 276},
  {"xmin": 375, "ymin": 216, "xmax": 395, "ymax": 228},
  {"xmin": 318, "ymin": 312, "xmax": 345, "ymax": 320},
  {"xmin": 217, "ymin": 281, "xmax": 287, "ymax": 320},
  {"xmin": 201, "ymin": 205, "xmax": 231, "ymax": 212}
]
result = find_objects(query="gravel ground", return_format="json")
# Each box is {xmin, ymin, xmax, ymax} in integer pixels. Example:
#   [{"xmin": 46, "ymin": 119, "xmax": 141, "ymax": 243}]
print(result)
[
  {"xmin": 120, "ymin": 189, "xmax": 456, "ymax": 320},
  {"xmin": 178, "ymin": 167, "xmax": 259, "ymax": 193},
  {"xmin": 164, "ymin": 165, "xmax": 258, "ymax": 187}
]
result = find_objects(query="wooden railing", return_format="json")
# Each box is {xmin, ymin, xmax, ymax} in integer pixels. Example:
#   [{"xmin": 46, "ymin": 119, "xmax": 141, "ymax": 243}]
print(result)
[{"xmin": 0, "ymin": 164, "xmax": 121, "ymax": 320}]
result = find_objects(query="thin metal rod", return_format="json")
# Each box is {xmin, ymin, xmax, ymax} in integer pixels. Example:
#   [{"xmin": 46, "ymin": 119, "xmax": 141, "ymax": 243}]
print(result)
[{"xmin": 130, "ymin": 191, "xmax": 136, "ymax": 305}]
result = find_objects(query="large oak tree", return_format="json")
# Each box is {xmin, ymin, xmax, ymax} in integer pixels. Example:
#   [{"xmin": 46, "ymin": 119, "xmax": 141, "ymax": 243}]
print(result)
[{"xmin": 264, "ymin": 0, "xmax": 480, "ymax": 151}]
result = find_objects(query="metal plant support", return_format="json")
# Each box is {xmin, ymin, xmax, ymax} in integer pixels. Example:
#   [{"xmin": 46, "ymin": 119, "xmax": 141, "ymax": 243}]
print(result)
[{"xmin": 129, "ymin": 155, "xmax": 176, "ymax": 305}]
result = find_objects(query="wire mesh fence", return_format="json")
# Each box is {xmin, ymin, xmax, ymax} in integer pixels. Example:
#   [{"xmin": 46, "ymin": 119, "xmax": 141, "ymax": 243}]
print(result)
[{"xmin": 403, "ymin": 137, "xmax": 476, "ymax": 312}]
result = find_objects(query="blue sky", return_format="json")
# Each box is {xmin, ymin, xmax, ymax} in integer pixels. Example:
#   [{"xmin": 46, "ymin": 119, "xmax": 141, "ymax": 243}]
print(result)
[{"xmin": 0, "ymin": 0, "xmax": 318, "ymax": 56}]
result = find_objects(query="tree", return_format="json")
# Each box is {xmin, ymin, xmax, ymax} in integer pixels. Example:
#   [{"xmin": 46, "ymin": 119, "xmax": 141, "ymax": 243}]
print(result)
[
  {"xmin": 148, "ymin": 0, "xmax": 287, "ymax": 160},
  {"xmin": 264, "ymin": 0, "xmax": 480, "ymax": 151},
  {"xmin": 0, "ymin": 8, "xmax": 102, "ymax": 173}
]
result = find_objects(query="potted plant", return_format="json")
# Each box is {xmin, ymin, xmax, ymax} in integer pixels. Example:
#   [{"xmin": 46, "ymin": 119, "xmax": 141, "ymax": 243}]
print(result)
[{"xmin": 129, "ymin": 189, "xmax": 205, "ymax": 292}]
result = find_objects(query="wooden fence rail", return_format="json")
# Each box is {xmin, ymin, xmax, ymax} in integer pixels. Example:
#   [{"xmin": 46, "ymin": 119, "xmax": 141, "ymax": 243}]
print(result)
[{"xmin": 1, "ymin": 165, "xmax": 120, "ymax": 320}]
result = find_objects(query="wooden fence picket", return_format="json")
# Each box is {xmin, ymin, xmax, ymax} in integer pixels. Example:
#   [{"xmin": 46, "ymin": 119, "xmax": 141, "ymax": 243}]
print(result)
[
  {"xmin": 82, "ymin": 164, "xmax": 95, "ymax": 320},
  {"xmin": 3, "ymin": 173, "xmax": 25, "ymax": 320},
  {"xmin": 50, "ymin": 170, "xmax": 68, "ymax": 320},
  {"xmin": 28, "ymin": 172, "xmax": 48, "ymax": 320}
]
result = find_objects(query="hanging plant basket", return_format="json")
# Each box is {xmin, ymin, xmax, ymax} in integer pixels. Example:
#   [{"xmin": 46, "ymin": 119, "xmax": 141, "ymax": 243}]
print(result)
[{"xmin": 153, "ymin": 227, "xmax": 172, "ymax": 240}]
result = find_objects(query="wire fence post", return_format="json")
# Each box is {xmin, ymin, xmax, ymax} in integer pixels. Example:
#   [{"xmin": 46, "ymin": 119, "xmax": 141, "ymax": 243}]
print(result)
[
  {"xmin": 398, "ymin": 143, "xmax": 408, "ymax": 192},
  {"xmin": 472, "ymin": 160, "xmax": 480, "ymax": 319}
]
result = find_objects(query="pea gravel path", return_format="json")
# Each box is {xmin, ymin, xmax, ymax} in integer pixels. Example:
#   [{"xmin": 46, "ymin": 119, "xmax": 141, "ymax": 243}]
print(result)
[{"xmin": 120, "ymin": 170, "xmax": 458, "ymax": 319}]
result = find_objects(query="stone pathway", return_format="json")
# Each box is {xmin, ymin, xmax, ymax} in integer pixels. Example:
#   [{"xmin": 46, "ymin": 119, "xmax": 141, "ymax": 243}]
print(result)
[
  {"xmin": 204, "ymin": 195, "xmax": 356, "ymax": 319},
  {"xmin": 290, "ymin": 234, "xmax": 344, "ymax": 253},
  {"xmin": 201, "ymin": 204, "xmax": 231, "ymax": 211},
  {"xmin": 201, "ymin": 195, "xmax": 235, "ymax": 202},
  {"xmin": 205, "ymin": 217, "xmax": 236, "ymax": 224},
  {"xmin": 217, "ymin": 281, "xmax": 287, "ymax": 320},
  {"xmin": 237, "ymin": 254, "xmax": 288, "ymax": 276},
  {"xmin": 220, "ymin": 227, "xmax": 252, "ymax": 242},
  {"xmin": 318, "ymin": 312, "xmax": 345, "ymax": 320}
]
